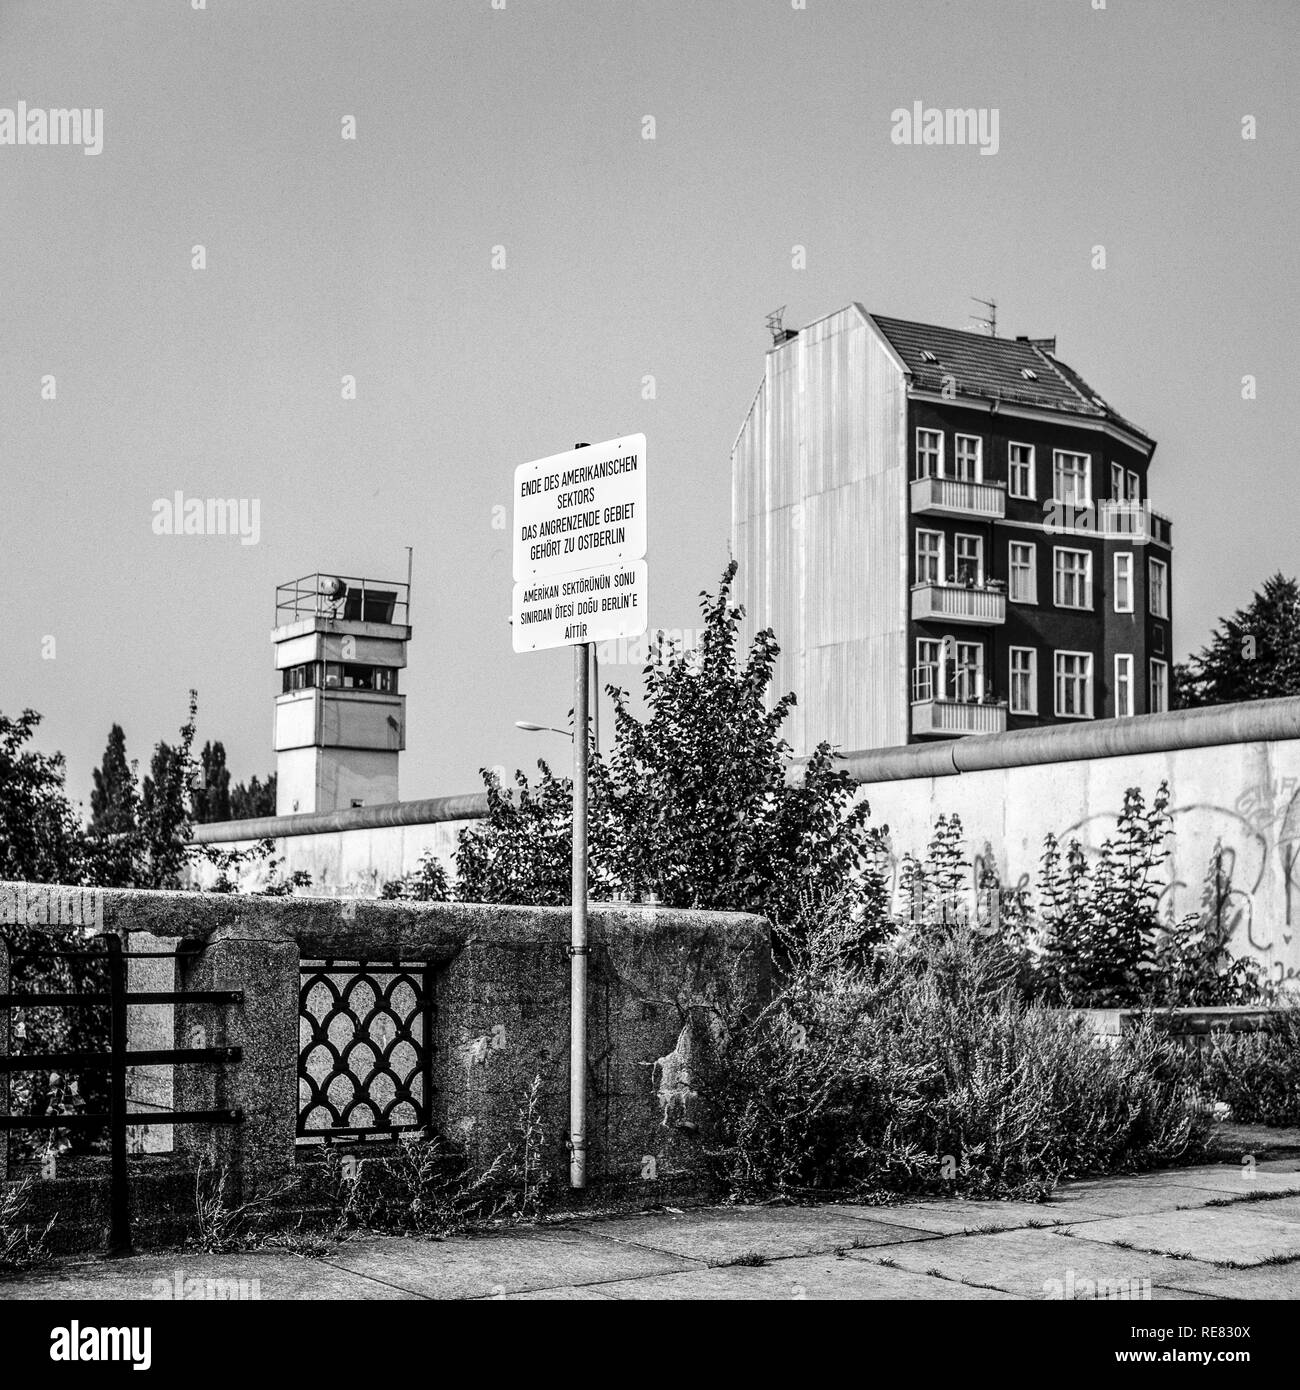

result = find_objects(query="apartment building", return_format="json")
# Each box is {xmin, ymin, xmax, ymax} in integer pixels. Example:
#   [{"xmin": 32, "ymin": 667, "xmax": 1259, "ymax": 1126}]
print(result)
[{"xmin": 730, "ymin": 305, "xmax": 1173, "ymax": 756}]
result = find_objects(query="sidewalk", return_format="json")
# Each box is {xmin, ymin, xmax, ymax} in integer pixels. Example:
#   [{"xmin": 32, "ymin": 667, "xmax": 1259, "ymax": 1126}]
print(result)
[{"xmin": 6, "ymin": 1152, "xmax": 1300, "ymax": 1301}]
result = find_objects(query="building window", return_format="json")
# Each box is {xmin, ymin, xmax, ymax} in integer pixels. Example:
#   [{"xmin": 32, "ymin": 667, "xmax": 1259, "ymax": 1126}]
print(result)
[
  {"xmin": 954, "ymin": 533, "xmax": 983, "ymax": 585},
  {"xmin": 1008, "ymin": 443, "xmax": 1035, "ymax": 499},
  {"xmin": 1010, "ymin": 647, "xmax": 1037, "ymax": 715},
  {"xmin": 1053, "ymin": 547, "xmax": 1093, "ymax": 609},
  {"xmin": 1009, "ymin": 541, "xmax": 1037, "ymax": 603},
  {"xmin": 282, "ymin": 661, "xmax": 320, "ymax": 693},
  {"xmin": 322, "ymin": 662, "xmax": 398, "ymax": 692},
  {"xmin": 915, "ymin": 529, "xmax": 943, "ymax": 584},
  {"xmin": 1110, "ymin": 462, "xmax": 1125, "ymax": 501},
  {"xmin": 915, "ymin": 638, "xmax": 941, "ymax": 701},
  {"xmin": 916, "ymin": 429, "xmax": 943, "ymax": 479},
  {"xmin": 1053, "ymin": 450, "xmax": 1091, "ymax": 505},
  {"xmin": 1149, "ymin": 658, "xmax": 1169, "ymax": 713},
  {"xmin": 1055, "ymin": 651, "xmax": 1094, "ymax": 719},
  {"xmin": 1115, "ymin": 654, "xmax": 1134, "ymax": 718},
  {"xmin": 955, "ymin": 641, "xmax": 984, "ymax": 701},
  {"xmin": 1149, "ymin": 557, "xmax": 1169, "ymax": 618},
  {"xmin": 1127, "ymin": 469, "xmax": 1140, "ymax": 501},
  {"xmin": 1114, "ymin": 552, "xmax": 1134, "ymax": 613},
  {"xmin": 954, "ymin": 434, "xmax": 982, "ymax": 482}
]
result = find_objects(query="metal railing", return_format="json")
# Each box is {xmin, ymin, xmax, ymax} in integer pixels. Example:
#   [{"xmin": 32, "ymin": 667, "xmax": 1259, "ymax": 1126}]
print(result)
[
  {"xmin": 910, "ymin": 475, "xmax": 1007, "ymax": 519},
  {"xmin": 275, "ymin": 574, "xmax": 410, "ymax": 627},
  {"xmin": 911, "ymin": 582, "xmax": 1007, "ymax": 624},
  {"xmin": 0, "ymin": 935, "xmax": 243, "ymax": 1254}
]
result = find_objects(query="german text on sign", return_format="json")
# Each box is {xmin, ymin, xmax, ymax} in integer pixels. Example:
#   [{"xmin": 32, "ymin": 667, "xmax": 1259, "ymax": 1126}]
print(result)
[{"xmin": 513, "ymin": 434, "xmax": 647, "ymax": 582}]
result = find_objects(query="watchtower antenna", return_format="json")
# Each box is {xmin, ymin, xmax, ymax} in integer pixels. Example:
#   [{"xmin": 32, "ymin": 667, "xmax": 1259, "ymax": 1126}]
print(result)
[
  {"xmin": 969, "ymin": 296, "xmax": 998, "ymax": 337},
  {"xmin": 765, "ymin": 306, "xmax": 787, "ymax": 345}
]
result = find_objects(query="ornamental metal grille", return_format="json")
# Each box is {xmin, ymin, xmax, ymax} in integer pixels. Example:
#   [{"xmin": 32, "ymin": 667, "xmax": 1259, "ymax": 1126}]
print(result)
[{"xmin": 297, "ymin": 960, "xmax": 433, "ymax": 1142}]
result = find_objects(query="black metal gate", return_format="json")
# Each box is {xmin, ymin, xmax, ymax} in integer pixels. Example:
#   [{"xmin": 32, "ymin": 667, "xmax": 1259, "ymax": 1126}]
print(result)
[
  {"xmin": 297, "ymin": 960, "xmax": 433, "ymax": 1142},
  {"xmin": 0, "ymin": 934, "xmax": 243, "ymax": 1253}
]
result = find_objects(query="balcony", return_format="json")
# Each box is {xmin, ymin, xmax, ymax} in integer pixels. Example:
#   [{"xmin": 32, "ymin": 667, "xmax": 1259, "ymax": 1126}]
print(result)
[
  {"xmin": 911, "ymin": 581, "xmax": 1006, "ymax": 625},
  {"xmin": 910, "ymin": 666, "xmax": 1007, "ymax": 738},
  {"xmin": 910, "ymin": 475, "xmax": 1006, "ymax": 520}
]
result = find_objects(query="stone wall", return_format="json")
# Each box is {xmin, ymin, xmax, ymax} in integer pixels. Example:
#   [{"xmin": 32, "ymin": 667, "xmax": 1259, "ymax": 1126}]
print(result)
[{"xmin": 0, "ymin": 887, "xmax": 769, "ymax": 1210}]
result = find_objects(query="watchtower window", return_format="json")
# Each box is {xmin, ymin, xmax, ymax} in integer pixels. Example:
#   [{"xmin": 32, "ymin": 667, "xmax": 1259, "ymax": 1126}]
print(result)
[
  {"xmin": 282, "ymin": 661, "xmax": 322, "ymax": 694},
  {"xmin": 323, "ymin": 663, "xmax": 398, "ymax": 693}
]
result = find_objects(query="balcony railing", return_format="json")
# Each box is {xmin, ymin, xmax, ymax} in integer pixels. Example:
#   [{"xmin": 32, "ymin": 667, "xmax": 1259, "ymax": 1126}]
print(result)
[
  {"xmin": 910, "ymin": 475, "xmax": 1006, "ymax": 520},
  {"xmin": 911, "ymin": 698, "xmax": 1008, "ymax": 737},
  {"xmin": 911, "ymin": 582, "xmax": 1006, "ymax": 625},
  {"xmin": 911, "ymin": 666, "xmax": 1007, "ymax": 737}
]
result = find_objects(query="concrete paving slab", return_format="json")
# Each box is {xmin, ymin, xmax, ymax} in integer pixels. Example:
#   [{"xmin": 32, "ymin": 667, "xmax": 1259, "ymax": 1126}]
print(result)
[
  {"xmin": 594, "ymin": 1252, "xmax": 1025, "ymax": 1300},
  {"xmin": 1147, "ymin": 1262, "xmax": 1300, "ymax": 1300},
  {"xmin": 570, "ymin": 1205, "xmax": 942, "ymax": 1263},
  {"xmin": 0, "ymin": 1249, "xmax": 408, "ymax": 1301},
  {"xmin": 1056, "ymin": 1207, "xmax": 1300, "ymax": 1267},
  {"xmin": 852, "ymin": 1227, "xmax": 1235, "ymax": 1301},
  {"xmin": 1226, "ymin": 1195, "xmax": 1300, "ymax": 1223},
  {"xmin": 1149, "ymin": 1167, "xmax": 1300, "ymax": 1196},
  {"xmin": 319, "ymin": 1227, "xmax": 693, "ymax": 1298},
  {"xmin": 1043, "ymin": 1179, "xmax": 1226, "ymax": 1218},
  {"xmin": 825, "ymin": 1200, "xmax": 1072, "ymax": 1236},
  {"xmin": 487, "ymin": 1284, "xmax": 616, "ymax": 1300}
]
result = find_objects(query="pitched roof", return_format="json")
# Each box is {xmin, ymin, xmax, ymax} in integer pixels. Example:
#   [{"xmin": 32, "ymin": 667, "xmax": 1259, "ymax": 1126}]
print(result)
[{"xmin": 867, "ymin": 313, "xmax": 1151, "ymax": 443}]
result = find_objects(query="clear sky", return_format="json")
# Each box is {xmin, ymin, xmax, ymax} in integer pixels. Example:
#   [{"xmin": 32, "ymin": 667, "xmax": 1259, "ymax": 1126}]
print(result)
[{"xmin": 2, "ymin": 0, "xmax": 1296, "ymax": 811}]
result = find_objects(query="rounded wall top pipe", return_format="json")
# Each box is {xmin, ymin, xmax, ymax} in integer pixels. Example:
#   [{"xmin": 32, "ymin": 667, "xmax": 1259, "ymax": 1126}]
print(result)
[{"xmin": 822, "ymin": 697, "xmax": 1300, "ymax": 787}]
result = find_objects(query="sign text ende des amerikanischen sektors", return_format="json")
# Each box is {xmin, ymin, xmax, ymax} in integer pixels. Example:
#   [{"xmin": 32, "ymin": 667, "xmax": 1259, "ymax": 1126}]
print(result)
[{"xmin": 512, "ymin": 434, "xmax": 646, "ymax": 583}]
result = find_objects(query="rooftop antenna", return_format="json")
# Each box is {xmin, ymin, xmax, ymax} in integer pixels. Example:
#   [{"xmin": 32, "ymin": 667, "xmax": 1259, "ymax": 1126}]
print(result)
[
  {"xmin": 969, "ymin": 296, "xmax": 998, "ymax": 337},
  {"xmin": 765, "ymin": 306, "xmax": 787, "ymax": 345}
]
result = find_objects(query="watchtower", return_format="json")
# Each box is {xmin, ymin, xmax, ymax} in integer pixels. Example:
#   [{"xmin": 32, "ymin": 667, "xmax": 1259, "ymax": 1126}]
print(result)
[{"xmin": 272, "ymin": 572, "xmax": 410, "ymax": 815}]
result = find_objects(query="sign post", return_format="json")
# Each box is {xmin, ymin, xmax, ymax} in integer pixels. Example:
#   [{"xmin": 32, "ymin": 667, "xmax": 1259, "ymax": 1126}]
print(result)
[
  {"xmin": 569, "ymin": 641, "xmax": 589, "ymax": 1188},
  {"xmin": 511, "ymin": 434, "xmax": 647, "ymax": 1189}
]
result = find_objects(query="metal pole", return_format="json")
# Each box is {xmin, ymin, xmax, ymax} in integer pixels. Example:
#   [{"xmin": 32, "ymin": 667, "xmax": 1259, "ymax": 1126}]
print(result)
[
  {"xmin": 106, "ymin": 934, "xmax": 132, "ymax": 1254},
  {"xmin": 569, "ymin": 641, "xmax": 589, "ymax": 1188},
  {"xmin": 403, "ymin": 544, "xmax": 414, "ymax": 628},
  {"xmin": 589, "ymin": 644, "xmax": 599, "ymax": 756}
]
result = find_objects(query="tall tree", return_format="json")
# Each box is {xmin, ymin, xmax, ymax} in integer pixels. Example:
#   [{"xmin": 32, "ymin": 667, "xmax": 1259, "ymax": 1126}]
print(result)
[
  {"xmin": 90, "ymin": 724, "xmax": 137, "ymax": 832},
  {"xmin": 136, "ymin": 692, "xmax": 199, "ymax": 888},
  {"xmin": 1175, "ymin": 573, "xmax": 1300, "ymax": 708},
  {"xmin": 191, "ymin": 740, "xmax": 232, "ymax": 823},
  {"xmin": 230, "ymin": 773, "xmax": 276, "ymax": 821}
]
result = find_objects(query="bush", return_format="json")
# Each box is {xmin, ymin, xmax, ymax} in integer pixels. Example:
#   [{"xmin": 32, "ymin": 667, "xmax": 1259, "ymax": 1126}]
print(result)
[
  {"xmin": 381, "ymin": 850, "xmax": 452, "ymax": 902},
  {"xmin": 452, "ymin": 563, "xmax": 889, "ymax": 934},
  {"xmin": 710, "ymin": 905, "xmax": 1209, "ymax": 1202},
  {"xmin": 1196, "ymin": 1010, "xmax": 1300, "ymax": 1126}
]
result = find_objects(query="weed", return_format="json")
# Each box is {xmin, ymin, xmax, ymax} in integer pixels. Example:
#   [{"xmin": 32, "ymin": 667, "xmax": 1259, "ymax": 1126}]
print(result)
[{"xmin": 0, "ymin": 1180, "xmax": 54, "ymax": 1272}]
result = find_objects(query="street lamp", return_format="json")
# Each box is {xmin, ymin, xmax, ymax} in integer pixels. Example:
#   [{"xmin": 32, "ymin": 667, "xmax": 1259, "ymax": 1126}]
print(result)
[{"xmin": 515, "ymin": 720, "xmax": 573, "ymax": 739}]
